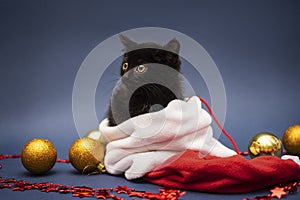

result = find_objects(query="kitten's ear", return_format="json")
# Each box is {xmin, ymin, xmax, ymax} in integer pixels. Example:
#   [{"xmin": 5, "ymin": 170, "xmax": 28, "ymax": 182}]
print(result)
[
  {"xmin": 164, "ymin": 38, "xmax": 180, "ymax": 54},
  {"xmin": 119, "ymin": 34, "xmax": 137, "ymax": 49}
]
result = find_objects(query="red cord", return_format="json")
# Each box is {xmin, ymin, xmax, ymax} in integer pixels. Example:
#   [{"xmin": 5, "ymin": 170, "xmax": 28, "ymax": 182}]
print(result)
[{"xmin": 199, "ymin": 97, "xmax": 240, "ymax": 154}]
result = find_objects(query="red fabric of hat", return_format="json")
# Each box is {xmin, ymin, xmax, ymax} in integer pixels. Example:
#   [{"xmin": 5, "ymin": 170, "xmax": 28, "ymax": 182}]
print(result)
[{"xmin": 144, "ymin": 150, "xmax": 300, "ymax": 193}]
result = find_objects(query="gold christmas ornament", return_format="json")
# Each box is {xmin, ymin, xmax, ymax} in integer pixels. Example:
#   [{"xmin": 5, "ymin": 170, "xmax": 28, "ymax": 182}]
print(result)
[
  {"xmin": 282, "ymin": 125, "xmax": 300, "ymax": 156},
  {"xmin": 248, "ymin": 132, "xmax": 283, "ymax": 159},
  {"xmin": 69, "ymin": 137, "xmax": 105, "ymax": 174},
  {"xmin": 21, "ymin": 138, "xmax": 57, "ymax": 175}
]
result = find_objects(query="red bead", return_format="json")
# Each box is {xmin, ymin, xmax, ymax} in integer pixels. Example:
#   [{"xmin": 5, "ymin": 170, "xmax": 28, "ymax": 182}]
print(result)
[
  {"xmin": 3, "ymin": 178, "xmax": 16, "ymax": 183},
  {"xmin": 95, "ymin": 190, "xmax": 110, "ymax": 199},
  {"xmin": 11, "ymin": 154, "xmax": 21, "ymax": 158},
  {"xmin": 56, "ymin": 159, "xmax": 70, "ymax": 163},
  {"xmin": 128, "ymin": 191, "xmax": 145, "ymax": 197},
  {"xmin": 0, "ymin": 184, "xmax": 11, "ymax": 189},
  {"xmin": 72, "ymin": 191, "xmax": 94, "ymax": 198}
]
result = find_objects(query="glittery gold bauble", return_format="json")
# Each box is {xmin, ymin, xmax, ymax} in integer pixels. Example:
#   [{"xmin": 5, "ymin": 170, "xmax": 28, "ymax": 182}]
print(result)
[
  {"xmin": 248, "ymin": 132, "xmax": 283, "ymax": 159},
  {"xmin": 282, "ymin": 125, "xmax": 300, "ymax": 156},
  {"xmin": 69, "ymin": 137, "xmax": 105, "ymax": 174},
  {"xmin": 21, "ymin": 138, "xmax": 57, "ymax": 175}
]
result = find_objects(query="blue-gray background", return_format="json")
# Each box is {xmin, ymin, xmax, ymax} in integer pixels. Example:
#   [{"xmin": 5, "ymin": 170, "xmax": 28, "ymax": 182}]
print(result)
[{"xmin": 0, "ymin": 0, "xmax": 299, "ymax": 199}]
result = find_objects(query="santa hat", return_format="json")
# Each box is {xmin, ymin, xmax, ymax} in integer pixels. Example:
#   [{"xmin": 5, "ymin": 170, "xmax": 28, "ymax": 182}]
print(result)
[{"xmin": 99, "ymin": 96, "xmax": 300, "ymax": 193}]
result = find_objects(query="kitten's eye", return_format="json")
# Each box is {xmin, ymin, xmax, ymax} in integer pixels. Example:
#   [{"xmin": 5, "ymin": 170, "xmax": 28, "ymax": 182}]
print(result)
[
  {"xmin": 122, "ymin": 62, "xmax": 129, "ymax": 71},
  {"xmin": 136, "ymin": 65, "xmax": 147, "ymax": 73}
]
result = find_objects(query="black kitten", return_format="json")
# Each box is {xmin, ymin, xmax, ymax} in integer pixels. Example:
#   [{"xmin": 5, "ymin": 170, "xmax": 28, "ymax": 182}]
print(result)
[{"xmin": 107, "ymin": 35, "xmax": 183, "ymax": 126}]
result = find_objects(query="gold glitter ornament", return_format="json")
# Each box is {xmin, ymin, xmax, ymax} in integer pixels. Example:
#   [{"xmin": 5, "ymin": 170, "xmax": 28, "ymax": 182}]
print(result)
[
  {"xmin": 69, "ymin": 137, "xmax": 105, "ymax": 174},
  {"xmin": 21, "ymin": 138, "xmax": 57, "ymax": 175},
  {"xmin": 248, "ymin": 132, "xmax": 283, "ymax": 159},
  {"xmin": 282, "ymin": 125, "xmax": 300, "ymax": 156}
]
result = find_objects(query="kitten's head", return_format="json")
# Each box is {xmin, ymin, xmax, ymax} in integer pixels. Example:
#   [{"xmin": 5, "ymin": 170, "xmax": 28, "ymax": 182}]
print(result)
[
  {"xmin": 108, "ymin": 35, "xmax": 183, "ymax": 126},
  {"xmin": 119, "ymin": 34, "xmax": 181, "ymax": 76}
]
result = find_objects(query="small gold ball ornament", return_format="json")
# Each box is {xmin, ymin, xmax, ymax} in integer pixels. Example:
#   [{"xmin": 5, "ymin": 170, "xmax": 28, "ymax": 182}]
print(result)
[
  {"xmin": 282, "ymin": 125, "xmax": 300, "ymax": 156},
  {"xmin": 69, "ymin": 137, "xmax": 105, "ymax": 174},
  {"xmin": 21, "ymin": 138, "xmax": 57, "ymax": 175},
  {"xmin": 248, "ymin": 132, "xmax": 283, "ymax": 159}
]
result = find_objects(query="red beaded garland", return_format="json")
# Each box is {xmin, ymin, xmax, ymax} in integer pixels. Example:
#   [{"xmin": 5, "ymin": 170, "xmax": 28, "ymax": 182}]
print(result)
[
  {"xmin": 0, "ymin": 154, "xmax": 21, "ymax": 170},
  {"xmin": 0, "ymin": 176, "xmax": 185, "ymax": 199},
  {"xmin": 0, "ymin": 154, "xmax": 185, "ymax": 199}
]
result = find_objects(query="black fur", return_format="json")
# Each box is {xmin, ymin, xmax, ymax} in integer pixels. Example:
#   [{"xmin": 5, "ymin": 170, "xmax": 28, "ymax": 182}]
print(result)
[{"xmin": 107, "ymin": 36, "xmax": 183, "ymax": 126}]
